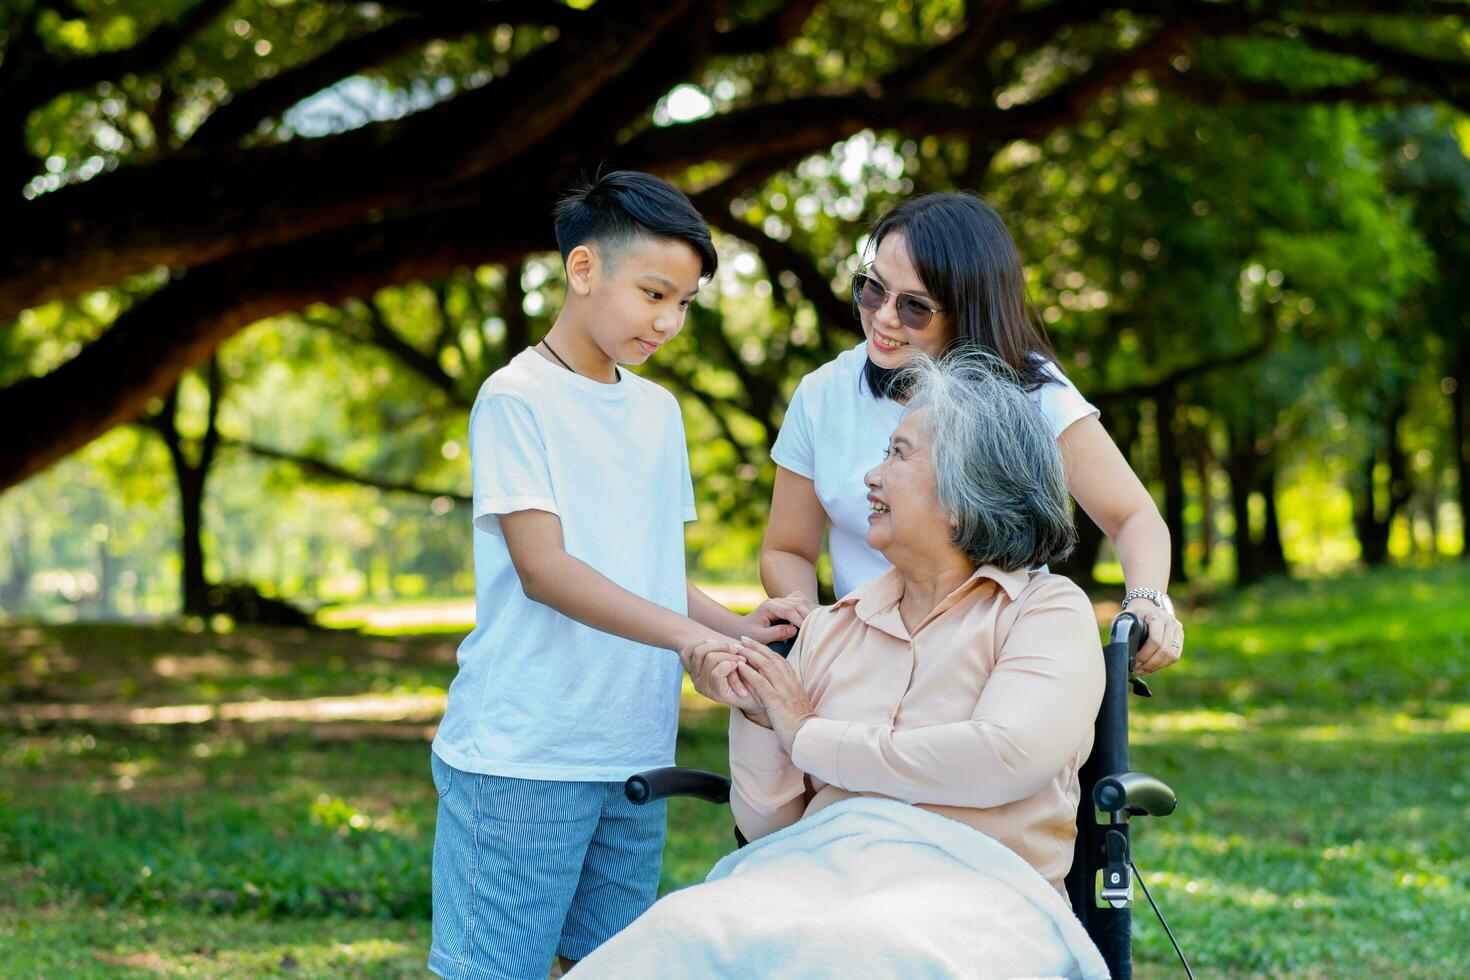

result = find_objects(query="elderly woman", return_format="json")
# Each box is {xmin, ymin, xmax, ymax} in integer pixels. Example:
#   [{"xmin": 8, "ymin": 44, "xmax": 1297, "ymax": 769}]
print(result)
[{"xmin": 569, "ymin": 354, "xmax": 1109, "ymax": 979}]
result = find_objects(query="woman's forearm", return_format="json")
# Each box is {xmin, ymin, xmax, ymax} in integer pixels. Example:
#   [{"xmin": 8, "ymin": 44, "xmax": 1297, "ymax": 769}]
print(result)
[
  {"xmin": 760, "ymin": 548, "xmax": 820, "ymax": 605},
  {"xmin": 1112, "ymin": 507, "xmax": 1171, "ymax": 593}
]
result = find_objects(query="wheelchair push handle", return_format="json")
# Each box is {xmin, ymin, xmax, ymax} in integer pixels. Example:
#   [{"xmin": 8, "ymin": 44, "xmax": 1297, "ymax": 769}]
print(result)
[
  {"xmin": 625, "ymin": 766, "xmax": 731, "ymax": 806},
  {"xmin": 1110, "ymin": 611, "xmax": 1153, "ymax": 698}
]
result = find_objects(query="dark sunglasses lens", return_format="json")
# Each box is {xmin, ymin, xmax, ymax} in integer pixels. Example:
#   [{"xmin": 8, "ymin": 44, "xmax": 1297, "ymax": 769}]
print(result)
[
  {"xmin": 897, "ymin": 296, "xmax": 934, "ymax": 330},
  {"xmin": 853, "ymin": 274, "xmax": 884, "ymax": 310}
]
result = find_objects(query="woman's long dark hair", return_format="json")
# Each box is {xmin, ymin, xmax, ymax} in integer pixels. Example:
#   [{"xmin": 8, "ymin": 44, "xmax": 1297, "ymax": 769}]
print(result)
[{"xmin": 861, "ymin": 192, "xmax": 1058, "ymax": 399}]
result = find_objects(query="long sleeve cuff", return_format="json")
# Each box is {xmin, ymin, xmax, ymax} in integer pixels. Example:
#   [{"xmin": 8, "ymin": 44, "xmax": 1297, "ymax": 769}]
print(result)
[
  {"xmin": 789, "ymin": 716, "xmax": 852, "ymax": 787},
  {"xmin": 729, "ymin": 710, "xmax": 791, "ymax": 771}
]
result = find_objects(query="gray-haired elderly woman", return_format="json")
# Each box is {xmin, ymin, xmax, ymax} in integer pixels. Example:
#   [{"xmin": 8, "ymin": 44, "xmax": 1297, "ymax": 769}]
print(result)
[
  {"xmin": 570, "ymin": 354, "xmax": 1111, "ymax": 978},
  {"xmin": 688, "ymin": 350, "xmax": 1105, "ymax": 895}
]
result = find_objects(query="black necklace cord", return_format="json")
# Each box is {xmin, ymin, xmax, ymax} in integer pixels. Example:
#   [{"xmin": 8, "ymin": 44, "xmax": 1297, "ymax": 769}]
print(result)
[
  {"xmin": 541, "ymin": 339, "xmax": 618, "ymax": 381},
  {"xmin": 541, "ymin": 339, "xmax": 576, "ymax": 373}
]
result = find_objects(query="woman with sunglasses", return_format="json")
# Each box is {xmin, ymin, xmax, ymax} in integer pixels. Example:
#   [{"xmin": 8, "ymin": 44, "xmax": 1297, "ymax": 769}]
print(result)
[{"xmin": 760, "ymin": 192, "xmax": 1184, "ymax": 674}]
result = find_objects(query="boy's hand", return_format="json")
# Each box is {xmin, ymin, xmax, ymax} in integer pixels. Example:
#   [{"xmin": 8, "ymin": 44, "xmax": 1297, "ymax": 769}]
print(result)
[{"xmin": 679, "ymin": 638, "xmax": 763, "ymax": 714}]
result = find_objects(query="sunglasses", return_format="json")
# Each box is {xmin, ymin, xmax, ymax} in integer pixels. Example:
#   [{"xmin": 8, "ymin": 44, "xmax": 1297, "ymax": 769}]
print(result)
[{"xmin": 851, "ymin": 270, "xmax": 947, "ymax": 331}]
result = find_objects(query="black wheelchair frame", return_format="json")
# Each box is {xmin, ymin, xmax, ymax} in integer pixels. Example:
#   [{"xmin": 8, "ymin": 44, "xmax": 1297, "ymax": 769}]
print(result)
[{"xmin": 624, "ymin": 611, "xmax": 1187, "ymax": 979}]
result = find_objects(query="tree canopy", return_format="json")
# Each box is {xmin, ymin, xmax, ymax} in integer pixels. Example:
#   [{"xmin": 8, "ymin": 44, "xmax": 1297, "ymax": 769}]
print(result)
[{"xmin": 4, "ymin": 0, "xmax": 1469, "ymax": 489}]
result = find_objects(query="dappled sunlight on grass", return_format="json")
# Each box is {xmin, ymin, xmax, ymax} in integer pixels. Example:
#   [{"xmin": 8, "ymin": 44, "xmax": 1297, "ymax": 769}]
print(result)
[
  {"xmin": 4, "ymin": 562, "xmax": 1470, "ymax": 976},
  {"xmin": 1131, "ymin": 708, "xmax": 1251, "ymax": 734},
  {"xmin": 1140, "ymin": 869, "xmax": 1333, "ymax": 911}
]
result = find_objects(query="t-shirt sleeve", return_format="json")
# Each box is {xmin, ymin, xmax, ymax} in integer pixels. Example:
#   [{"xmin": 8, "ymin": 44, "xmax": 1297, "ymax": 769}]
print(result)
[
  {"xmin": 770, "ymin": 377, "xmax": 816, "ymax": 479},
  {"xmin": 1034, "ymin": 361, "xmax": 1100, "ymax": 439},
  {"xmin": 469, "ymin": 392, "xmax": 557, "ymax": 535},
  {"xmin": 677, "ymin": 407, "xmax": 697, "ymax": 524}
]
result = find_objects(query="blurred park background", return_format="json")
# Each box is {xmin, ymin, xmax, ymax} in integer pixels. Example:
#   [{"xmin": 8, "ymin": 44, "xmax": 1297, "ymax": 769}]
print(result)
[{"xmin": 1, "ymin": 0, "xmax": 1468, "ymax": 976}]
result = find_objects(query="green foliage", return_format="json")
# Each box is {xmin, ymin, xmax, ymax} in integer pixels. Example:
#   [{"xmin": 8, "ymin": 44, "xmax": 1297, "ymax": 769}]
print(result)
[{"xmin": 4, "ymin": 3, "xmax": 1469, "ymax": 606}]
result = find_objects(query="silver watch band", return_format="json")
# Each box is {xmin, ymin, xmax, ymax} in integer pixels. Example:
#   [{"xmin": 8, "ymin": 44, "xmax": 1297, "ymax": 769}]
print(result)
[{"xmin": 1121, "ymin": 588, "xmax": 1172, "ymax": 614}]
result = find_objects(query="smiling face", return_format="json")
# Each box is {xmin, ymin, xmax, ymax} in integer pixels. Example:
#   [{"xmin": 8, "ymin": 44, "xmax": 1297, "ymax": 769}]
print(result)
[
  {"xmin": 863, "ymin": 409, "xmax": 961, "ymax": 567},
  {"xmin": 571, "ymin": 234, "xmax": 704, "ymax": 365},
  {"xmin": 859, "ymin": 232, "xmax": 955, "ymax": 370}
]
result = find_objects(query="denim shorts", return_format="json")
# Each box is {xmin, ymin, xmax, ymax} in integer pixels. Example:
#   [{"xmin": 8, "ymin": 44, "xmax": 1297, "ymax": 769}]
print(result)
[{"xmin": 427, "ymin": 751, "xmax": 667, "ymax": 980}]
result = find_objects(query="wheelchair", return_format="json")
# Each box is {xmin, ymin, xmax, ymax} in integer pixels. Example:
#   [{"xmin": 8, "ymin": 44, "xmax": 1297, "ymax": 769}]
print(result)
[{"xmin": 624, "ymin": 612, "xmax": 1190, "ymax": 979}]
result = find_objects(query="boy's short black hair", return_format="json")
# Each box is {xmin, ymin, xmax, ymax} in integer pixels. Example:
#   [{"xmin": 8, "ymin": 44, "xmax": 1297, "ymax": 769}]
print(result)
[{"xmin": 553, "ymin": 169, "xmax": 718, "ymax": 279}]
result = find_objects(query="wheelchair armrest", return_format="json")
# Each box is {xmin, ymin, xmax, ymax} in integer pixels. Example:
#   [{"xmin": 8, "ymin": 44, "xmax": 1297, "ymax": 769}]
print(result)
[
  {"xmin": 624, "ymin": 766, "xmax": 731, "ymax": 806},
  {"xmin": 1093, "ymin": 770, "xmax": 1177, "ymax": 817}
]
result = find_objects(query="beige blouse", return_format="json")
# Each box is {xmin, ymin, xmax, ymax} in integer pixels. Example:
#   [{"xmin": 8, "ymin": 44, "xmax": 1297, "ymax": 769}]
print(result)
[{"xmin": 730, "ymin": 564, "xmax": 1104, "ymax": 895}]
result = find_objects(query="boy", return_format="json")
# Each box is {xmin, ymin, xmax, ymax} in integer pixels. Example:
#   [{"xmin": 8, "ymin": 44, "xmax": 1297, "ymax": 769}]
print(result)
[{"xmin": 429, "ymin": 170, "xmax": 802, "ymax": 979}]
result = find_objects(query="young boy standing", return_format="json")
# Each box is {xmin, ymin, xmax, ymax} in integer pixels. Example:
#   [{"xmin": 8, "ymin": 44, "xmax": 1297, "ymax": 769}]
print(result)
[{"xmin": 429, "ymin": 170, "xmax": 801, "ymax": 979}]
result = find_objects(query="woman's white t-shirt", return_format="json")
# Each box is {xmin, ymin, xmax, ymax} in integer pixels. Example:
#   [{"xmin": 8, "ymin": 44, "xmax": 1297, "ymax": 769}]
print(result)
[{"xmin": 770, "ymin": 343, "xmax": 1099, "ymax": 599}]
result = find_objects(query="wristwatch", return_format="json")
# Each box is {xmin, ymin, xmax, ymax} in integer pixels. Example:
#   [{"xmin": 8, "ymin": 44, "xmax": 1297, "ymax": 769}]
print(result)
[{"xmin": 1121, "ymin": 588, "xmax": 1174, "ymax": 617}]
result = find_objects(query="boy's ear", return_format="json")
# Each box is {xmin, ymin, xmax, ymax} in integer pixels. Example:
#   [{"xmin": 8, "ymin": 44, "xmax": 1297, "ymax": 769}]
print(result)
[{"xmin": 565, "ymin": 244, "xmax": 597, "ymax": 297}]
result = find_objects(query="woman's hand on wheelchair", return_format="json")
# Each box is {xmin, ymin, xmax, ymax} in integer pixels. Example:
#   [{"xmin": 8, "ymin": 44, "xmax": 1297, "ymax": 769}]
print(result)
[
  {"xmin": 735, "ymin": 637, "xmax": 817, "ymax": 752},
  {"xmin": 1128, "ymin": 598, "xmax": 1184, "ymax": 675},
  {"xmin": 679, "ymin": 637, "xmax": 763, "ymax": 713}
]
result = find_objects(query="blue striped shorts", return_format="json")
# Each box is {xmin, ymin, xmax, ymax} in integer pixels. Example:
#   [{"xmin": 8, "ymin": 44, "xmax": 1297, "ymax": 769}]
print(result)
[{"xmin": 427, "ymin": 750, "xmax": 667, "ymax": 980}]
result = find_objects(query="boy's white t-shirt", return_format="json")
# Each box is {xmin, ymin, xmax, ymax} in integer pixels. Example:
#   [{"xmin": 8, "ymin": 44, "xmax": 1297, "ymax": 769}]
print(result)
[
  {"xmin": 770, "ymin": 343, "xmax": 1099, "ymax": 600},
  {"xmin": 432, "ymin": 348, "xmax": 697, "ymax": 782}
]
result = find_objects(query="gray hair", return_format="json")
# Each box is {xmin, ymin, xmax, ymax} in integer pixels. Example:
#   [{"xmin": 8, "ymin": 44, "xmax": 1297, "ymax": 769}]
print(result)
[{"xmin": 901, "ymin": 351, "xmax": 1076, "ymax": 571}]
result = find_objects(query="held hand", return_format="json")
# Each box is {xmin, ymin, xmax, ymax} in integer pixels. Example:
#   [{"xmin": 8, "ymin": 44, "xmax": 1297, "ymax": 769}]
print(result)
[
  {"xmin": 1129, "ymin": 599, "xmax": 1184, "ymax": 675},
  {"xmin": 678, "ymin": 637, "xmax": 761, "ymax": 712},
  {"xmin": 733, "ymin": 637, "xmax": 816, "ymax": 752}
]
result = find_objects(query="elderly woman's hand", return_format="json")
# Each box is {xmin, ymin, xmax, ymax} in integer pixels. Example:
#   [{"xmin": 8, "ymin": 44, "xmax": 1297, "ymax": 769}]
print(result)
[
  {"xmin": 734, "ymin": 637, "xmax": 816, "ymax": 752},
  {"xmin": 679, "ymin": 637, "xmax": 763, "ymax": 713},
  {"xmin": 1128, "ymin": 598, "xmax": 1184, "ymax": 675}
]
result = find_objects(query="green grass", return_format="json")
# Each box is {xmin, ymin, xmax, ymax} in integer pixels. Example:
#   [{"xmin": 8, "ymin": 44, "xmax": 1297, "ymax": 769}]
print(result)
[{"xmin": 2, "ymin": 562, "xmax": 1468, "ymax": 977}]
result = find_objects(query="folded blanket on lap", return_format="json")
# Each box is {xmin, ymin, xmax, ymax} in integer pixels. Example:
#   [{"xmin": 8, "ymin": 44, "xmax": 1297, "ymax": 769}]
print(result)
[{"xmin": 571, "ymin": 796, "xmax": 1108, "ymax": 979}]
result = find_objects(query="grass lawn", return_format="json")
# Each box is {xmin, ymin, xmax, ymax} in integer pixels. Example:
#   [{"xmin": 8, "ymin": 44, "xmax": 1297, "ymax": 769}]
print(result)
[{"xmin": 2, "ymin": 562, "xmax": 1468, "ymax": 977}]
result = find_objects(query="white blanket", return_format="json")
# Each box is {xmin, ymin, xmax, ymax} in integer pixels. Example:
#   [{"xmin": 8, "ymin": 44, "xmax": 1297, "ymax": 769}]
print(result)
[{"xmin": 571, "ymin": 796, "xmax": 1108, "ymax": 979}]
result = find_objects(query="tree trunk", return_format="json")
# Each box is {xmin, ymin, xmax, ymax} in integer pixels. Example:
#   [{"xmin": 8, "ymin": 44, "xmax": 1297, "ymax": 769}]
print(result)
[
  {"xmin": 153, "ymin": 358, "xmax": 223, "ymax": 616},
  {"xmin": 1226, "ymin": 416, "xmax": 1260, "ymax": 586},
  {"xmin": 1256, "ymin": 464, "xmax": 1289, "ymax": 576},
  {"xmin": 1, "ymin": 520, "xmax": 30, "ymax": 612},
  {"xmin": 502, "ymin": 262, "xmax": 531, "ymax": 358},
  {"xmin": 96, "ymin": 536, "xmax": 118, "ymax": 617},
  {"xmin": 1156, "ymin": 390, "xmax": 1187, "ymax": 583},
  {"xmin": 1454, "ymin": 341, "xmax": 1469, "ymax": 559},
  {"xmin": 1353, "ymin": 394, "xmax": 1410, "ymax": 567},
  {"xmin": 1195, "ymin": 433, "xmax": 1215, "ymax": 571},
  {"xmin": 176, "ymin": 466, "xmax": 210, "ymax": 616}
]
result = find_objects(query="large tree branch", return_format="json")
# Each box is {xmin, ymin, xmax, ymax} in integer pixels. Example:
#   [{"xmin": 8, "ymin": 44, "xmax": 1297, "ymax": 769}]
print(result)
[
  {"xmin": 1292, "ymin": 25, "xmax": 1470, "ymax": 109},
  {"xmin": 701, "ymin": 206, "xmax": 859, "ymax": 343},
  {"xmin": 9, "ymin": 0, "xmax": 1465, "ymax": 322},
  {"xmin": 883, "ymin": 0, "xmax": 1021, "ymax": 95},
  {"xmin": 641, "ymin": 362, "xmax": 763, "ymax": 467},
  {"xmin": 7, "ymin": 0, "xmax": 233, "ymax": 114},
  {"xmin": 0, "ymin": 192, "xmax": 555, "ymax": 490},
  {"xmin": 709, "ymin": 0, "xmax": 821, "ymax": 56},
  {"xmin": 229, "ymin": 437, "xmax": 469, "ymax": 502},
  {"xmin": 1, "ymin": 0, "xmax": 694, "ymax": 320},
  {"xmin": 187, "ymin": 2, "xmax": 583, "ymax": 149},
  {"xmin": 1160, "ymin": 67, "xmax": 1424, "ymax": 108},
  {"xmin": 304, "ymin": 301, "xmax": 471, "ymax": 407},
  {"xmin": 1089, "ymin": 335, "xmax": 1273, "ymax": 407},
  {"xmin": 618, "ymin": 29, "xmax": 1195, "ymax": 178}
]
